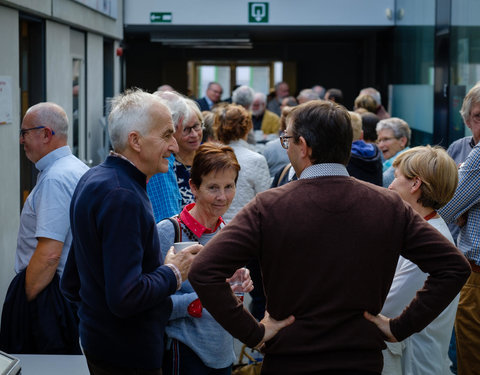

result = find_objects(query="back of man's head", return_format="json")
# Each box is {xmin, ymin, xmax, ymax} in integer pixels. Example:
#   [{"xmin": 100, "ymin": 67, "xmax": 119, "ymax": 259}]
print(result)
[
  {"xmin": 232, "ymin": 85, "xmax": 255, "ymax": 109},
  {"xmin": 289, "ymin": 100, "xmax": 352, "ymax": 165},
  {"xmin": 325, "ymin": 88, "xmax": 344, "ymax": 105}
]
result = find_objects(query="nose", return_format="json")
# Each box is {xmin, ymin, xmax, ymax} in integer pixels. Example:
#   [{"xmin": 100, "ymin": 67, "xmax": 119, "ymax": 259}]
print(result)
[
  {"xmin": 170, "ymin": 137, "xmax": 179, "ymax": 153},
  {"xmin": 216, "ymin": 189, "xmax": 227, "ymax": 201}
]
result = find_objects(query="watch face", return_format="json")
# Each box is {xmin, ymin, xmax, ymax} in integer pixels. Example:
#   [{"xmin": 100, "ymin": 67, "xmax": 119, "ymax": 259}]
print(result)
[{"xmin": 0, "ymin": 351, "xmax": 20, "ymax": 375}]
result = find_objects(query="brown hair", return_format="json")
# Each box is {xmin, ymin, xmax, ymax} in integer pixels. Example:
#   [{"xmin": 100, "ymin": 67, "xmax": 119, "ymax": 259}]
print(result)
[
  {"xmin": 280, "ymin": 106, "xmax": 294, "ymax": 132},
  {"xmin": 354, "ymin": 94, "xmax": 377, "ymax": 113},
  {"xmin": 393, "ymin": 146, "xmax": 458, "ymax": 209},
  {"xmin": 190, "ymin": 142, "xmax": 241, "ymax": 188},
  {"xmin": 214, "ymin": 104, "xmax": 252, "ymax": 144}
]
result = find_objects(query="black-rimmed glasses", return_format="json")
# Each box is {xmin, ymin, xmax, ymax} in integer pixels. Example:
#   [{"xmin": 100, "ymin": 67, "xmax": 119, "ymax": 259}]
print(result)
[
  {"xmin": 280, "ymin": 132, "xmax": 294, "ymax": 149},
  {"xmin": 182, "ymin": 122, "xmax": 204, "ymax": 136},
  {"xmin": 19, "ymin": 126, "xmax": 55, "ymax": 138}
]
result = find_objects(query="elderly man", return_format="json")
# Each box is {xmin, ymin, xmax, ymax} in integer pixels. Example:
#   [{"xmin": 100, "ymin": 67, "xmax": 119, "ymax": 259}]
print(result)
[
  {"xmin": 440, "ymin": 84, "xmax": 480, "ymax": 375},
  {"xmin": 147, "ymin": 90, "xmax": 187, "ymax": 222},
  {"xmin": 232, "ymin": 85, "xmax": 255, "ymax": 110},
  {"xmin": 189, "ymin": 100, "xmax": 470, "ymax": 375},
  {"xmin": 267, "ymin": 81, "xmax": 289, "ymax": 116},
  {"xmin": 61, "ymin": 89, "xmax": 202, "ymax": 375},
  {"xmin": 251, "ymin": 92, "xmax": 280, "ymax": 135},
  {"xmin": 196, "ymin": 81, "xmax": 223, "ymax": 111},
  {"xmin": 0, "ymin": 102, "xmax": 88, "ymax": 353}
]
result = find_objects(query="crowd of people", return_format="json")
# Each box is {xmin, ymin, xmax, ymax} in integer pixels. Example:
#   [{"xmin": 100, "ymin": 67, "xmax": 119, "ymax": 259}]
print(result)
[{"xmin": 2, "ymin": 78, "xmax": 480, "ymax": 375}]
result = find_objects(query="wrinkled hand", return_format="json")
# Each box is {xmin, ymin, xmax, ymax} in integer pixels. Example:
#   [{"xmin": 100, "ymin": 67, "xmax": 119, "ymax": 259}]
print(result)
[
  {"xmin": 164, "ymin": 244, "xmax": 203, "ymax": 281},
  {"xmin": 363, "ymin": 311, "xmax": 397, "ymax": 342},
  {"xmin": 255, "ymin": 311, "xmax": 295, "ymax": 351},
  {"xmin": 456, "ymin": 212, "xmax": 468, "ymax": 228}
]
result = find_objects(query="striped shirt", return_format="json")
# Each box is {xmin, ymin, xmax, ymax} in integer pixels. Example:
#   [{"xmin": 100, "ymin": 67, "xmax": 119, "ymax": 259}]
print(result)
[{"xmin": 439, "ymin": 143, "xmax": 480, "ymax": 265}]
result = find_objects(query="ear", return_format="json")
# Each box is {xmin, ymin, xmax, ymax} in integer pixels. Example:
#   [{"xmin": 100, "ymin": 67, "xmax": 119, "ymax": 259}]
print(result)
[
  {"xmin": 399, "ymin": 136, "xmax": 408, "ymax": 148},
  {"xmin": 189, "ymin": 179, "xmax": 198, "ymax": 197},
  {"xmin": 410, "ymin": 177, "xmax": 422, "ymax": 194},
  {"xmin": 127, "ymin": 131, "xmax": 141, "ymax": 152},
  {"xmin": 360, "ymin": 130, "xmax": 364, "ymax": 140},
  {"xmin": 298, "ymin": 136, "xmax": 312, "ymax": 159}
]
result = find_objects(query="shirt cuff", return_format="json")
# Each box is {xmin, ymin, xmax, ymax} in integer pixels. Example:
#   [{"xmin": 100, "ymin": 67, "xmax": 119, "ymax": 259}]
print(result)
[{"xmin": 164, "ymin": 263, "xmax": 182, "ymax": 291}]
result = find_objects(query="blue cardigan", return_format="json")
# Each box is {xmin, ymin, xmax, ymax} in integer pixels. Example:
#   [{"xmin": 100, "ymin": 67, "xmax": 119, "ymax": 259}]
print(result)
[{"xmin": 61, "ymin": 156, "xmax": 177, "ymax": 369}]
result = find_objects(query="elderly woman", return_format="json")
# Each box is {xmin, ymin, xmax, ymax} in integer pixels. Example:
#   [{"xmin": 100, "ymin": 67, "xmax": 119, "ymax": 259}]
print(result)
[
  {"xmin": 381, "ymin": 146, "xmax": 459, "ymax": 375},
  {"xmin": 158, "ymin": 142, "xmax": 253, "ymax": 375},
  {"xmin": 376, "ymin": 117, "xmax": 411, "ymax": 187},
  {"xmin": 174, "ymin": 98, "xmax": 204, "ymax": 207},
  {"xmin": 214, "ymin": 104, "xmax": 271, "ymax": 222}
]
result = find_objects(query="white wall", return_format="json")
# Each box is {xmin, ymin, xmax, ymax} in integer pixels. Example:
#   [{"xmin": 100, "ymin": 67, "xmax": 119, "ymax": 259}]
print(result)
[
  {"xmin": 0, "ymin": 5, "xmax": 20, "ymax": 322},
  {"xmin": 86, "ymin": 32, "xmax": 104, "ymax": 165},
  {"xmin": 124, "ymin": 0, "xmax": 396, "ymax": 26}
]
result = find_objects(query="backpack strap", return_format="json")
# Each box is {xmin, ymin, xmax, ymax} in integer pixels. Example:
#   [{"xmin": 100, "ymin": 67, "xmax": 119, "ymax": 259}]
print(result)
[
  {"xmin": 277, "ymin": 163, "xmax": 292, "ymax": 186},
  {"xmin": 166, "ymin": 215, "xmax": 182, "ymax": 243}
]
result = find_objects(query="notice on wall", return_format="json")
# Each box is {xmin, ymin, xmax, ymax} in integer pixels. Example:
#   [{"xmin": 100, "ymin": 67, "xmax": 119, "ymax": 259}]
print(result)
[{"xmin": 0, "ymin": 76, "xmax": 13, "ymax": 125}]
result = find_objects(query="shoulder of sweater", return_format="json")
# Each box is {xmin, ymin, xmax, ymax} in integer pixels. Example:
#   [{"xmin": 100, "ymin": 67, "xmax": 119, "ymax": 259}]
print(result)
[{"xmin": 264, "ymin": 109, "xmax": 280, "ymax": 119}]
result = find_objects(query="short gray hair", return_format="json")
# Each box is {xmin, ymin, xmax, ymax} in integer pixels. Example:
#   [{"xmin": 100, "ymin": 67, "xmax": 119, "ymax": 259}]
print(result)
[
  {"xmin": 460, "ymin": 83, "xmax": 480, "ymax": 123},
  {"xmin": 153, "ymin": 90, "xmax": 188, "ymax": 130},
  {"xmin": 26, "ymin": 102, "xmax": 69, "ymax": 138},
  {"xmin": 108, "ymin": 89, "xmax": 171, "ymax": 151},
  {"xmin": 253, "ymin": 92, "xmax": 267, "ymax": 104},
  {"xmin": 297, "ymin": 89, "xmax": 320, "ymax": 102},
  {"xmin": 376, "ymin": 117, "xmax": 411, "ymax": 146},
  {"xmin": 232, "ymin": 86, "xmax": 255, "ymax": 109}
]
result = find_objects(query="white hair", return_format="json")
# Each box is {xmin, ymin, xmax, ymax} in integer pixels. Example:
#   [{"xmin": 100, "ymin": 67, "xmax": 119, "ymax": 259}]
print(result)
[
  {"xmin": 108, "ymin": 89, "xmax": 171, "ymax": 151},
  {"xmin": 360, "ymin": 87, "xmax": 382, "ymax": 106},
  {"xmin": 153, "ymin": 90, "xmax": 188, "ymax": 130},
  {"xmin": 232, "ymin": 86, "xmax": 255, "ymax": 108}
]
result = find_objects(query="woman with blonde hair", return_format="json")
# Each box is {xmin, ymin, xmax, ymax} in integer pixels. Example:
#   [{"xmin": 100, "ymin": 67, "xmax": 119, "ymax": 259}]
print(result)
[{"xmin": 381, "ymin": 145, "xmax": 459, "ymax": 375}]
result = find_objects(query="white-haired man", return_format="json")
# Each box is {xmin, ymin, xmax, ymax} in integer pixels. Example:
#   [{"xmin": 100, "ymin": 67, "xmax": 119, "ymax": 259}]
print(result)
[
  {"xmin": 251, "ymin": 92, "xmax": 280, "ymax": 135},
  {"xmin": 61, "ymin": 89, "xmax": 202, "ymax": 375}
]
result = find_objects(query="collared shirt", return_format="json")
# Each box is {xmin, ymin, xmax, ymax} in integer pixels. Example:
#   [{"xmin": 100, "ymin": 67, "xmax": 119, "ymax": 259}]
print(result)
[
  {"xmin": 439, "ymin": 143, "xmax": 480, "ymax": 265},
  {"xmin": 299, "ymin": 163, "xmax": 350, "ymax": 180},
  {"xmin": 147, "ymin": 154, "xmax": 182, "ymax": 222},
  {"xmin": 205, "ymin": 96, "xmax": 214, "ymax": 110},
  {"xmin": 15, "ymin": 146, "xmax": 89, "ymax": 276},
  {"xmin": 179, "ymin": 203, "xmax": 224, "ymax": 238}
]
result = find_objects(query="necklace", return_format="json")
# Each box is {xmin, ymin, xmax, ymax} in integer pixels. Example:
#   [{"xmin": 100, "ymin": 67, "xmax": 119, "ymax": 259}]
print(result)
[{"xmin": 423, "ymin": 210, "xmax": 437, "ymax": 221}]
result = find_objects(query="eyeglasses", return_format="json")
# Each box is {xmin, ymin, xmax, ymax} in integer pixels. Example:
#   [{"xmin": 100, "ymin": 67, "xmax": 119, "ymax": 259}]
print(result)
[
  {"xmin": 377, "ymin": 137, "xmax": 396, "ymax": 144},
  {"xmin": 280, "ymin": 132, "xmax": 294, "ymax": 149},
  {"xmin": 182, "ymin": 122, "xmax": 204, "ymax": 136},
  {"xmin": 470, "ymin": 113, "xmax": 480, "ymax": 123},
  {"xmin": 19, "ymin": 126, "xmax": 55, "ymax": 138}
]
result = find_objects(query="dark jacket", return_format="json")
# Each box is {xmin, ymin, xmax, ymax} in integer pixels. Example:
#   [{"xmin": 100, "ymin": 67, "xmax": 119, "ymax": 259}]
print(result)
[
  {"xmin": 61, "ymin": 156, "xmax": 177, "ymax": 369},
  {"xmin": 0, "ymin": 270, "xmax": 81, "ymax": 354},
  {"xmin": 196, "ymin": 97, "xmax": 210, "ymax": 111},
  {"xmin": 347, "ymin": 140, "xmax": 383, "ymax": 186}
]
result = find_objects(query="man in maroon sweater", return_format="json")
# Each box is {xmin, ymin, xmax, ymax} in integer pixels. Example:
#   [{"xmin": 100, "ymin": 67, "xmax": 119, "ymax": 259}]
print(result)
[{"xmin": 189, "ymin": 100, "xmax": 470, "ymax": 375}]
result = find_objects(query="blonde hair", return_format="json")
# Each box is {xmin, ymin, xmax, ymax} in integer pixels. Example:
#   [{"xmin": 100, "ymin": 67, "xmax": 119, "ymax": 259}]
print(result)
[
  {"xmin": 393, "ymin": 146, "xmax": 458, "ymax": 209},
  {"xmin": 354, "ymin": 94, "xmax": 377, "ymax": 113},
  {"xmin": 348, "ymin": 111, "xmax": 363, "ymax": 141}
]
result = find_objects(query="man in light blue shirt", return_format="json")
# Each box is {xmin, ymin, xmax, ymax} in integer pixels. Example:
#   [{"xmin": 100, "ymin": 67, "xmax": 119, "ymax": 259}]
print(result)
[{"xmin": 0, "ymin": 102, "xmax": 88, "ymax": 353}]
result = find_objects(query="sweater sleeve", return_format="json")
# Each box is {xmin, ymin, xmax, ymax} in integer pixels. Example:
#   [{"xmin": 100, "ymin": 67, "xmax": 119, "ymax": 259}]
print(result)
[
  {"xmin": 98, "ymin": 188, "xmax": 177, "ymax": 318},
  {"xmin": 389, "ymin": 203, "xmax": 471, "ymax": 341},
  {"xmin": 188, "ymin": 197, "xmax": 265, "ymax": 348}
]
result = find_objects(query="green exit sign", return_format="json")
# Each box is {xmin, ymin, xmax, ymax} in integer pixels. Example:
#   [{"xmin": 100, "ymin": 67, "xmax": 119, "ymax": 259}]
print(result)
[
  {"xmin": 249, "ymin": 2, "xmax": 269, "ymax": 23},
  {"xmin": 150, "ymin": 12, "xmax": 172, "ymax": 23}
]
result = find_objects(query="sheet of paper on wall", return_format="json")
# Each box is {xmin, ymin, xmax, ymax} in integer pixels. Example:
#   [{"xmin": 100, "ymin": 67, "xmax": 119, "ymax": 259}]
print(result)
[{"xmin": 0, "ymin": 76, "xmax": 13, "ymax": 125}]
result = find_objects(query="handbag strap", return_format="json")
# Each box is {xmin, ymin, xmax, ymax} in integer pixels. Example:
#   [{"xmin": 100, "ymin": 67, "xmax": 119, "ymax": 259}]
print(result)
[
  {"xmin": 238, "ymin": 344, "xmax": 258, "ymax": 364},
  {"xmin": 166, "ymin": 215, "xmax": 182, "ymax": 242}
]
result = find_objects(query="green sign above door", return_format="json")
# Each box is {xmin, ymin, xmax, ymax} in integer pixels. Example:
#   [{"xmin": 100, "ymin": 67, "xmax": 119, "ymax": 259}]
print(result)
[
  {"xmin": 150, "ymin": 12, "xmax": 172, "ymax": 23},
  {"xmin": 248, "ymin": 3, "xmax": 269, "ymax": 23}
]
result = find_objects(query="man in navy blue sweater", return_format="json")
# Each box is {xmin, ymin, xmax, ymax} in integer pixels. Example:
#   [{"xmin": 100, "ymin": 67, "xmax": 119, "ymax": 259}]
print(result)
[{"xmin": 61, "ymin": 89, "xmax": 202, "ymax": 375}]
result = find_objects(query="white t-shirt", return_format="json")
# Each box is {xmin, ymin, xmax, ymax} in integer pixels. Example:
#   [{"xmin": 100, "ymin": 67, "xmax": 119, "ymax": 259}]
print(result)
[{"xmin": 381, "ymin": 217, "xmax": 459, "ymax": 375}]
